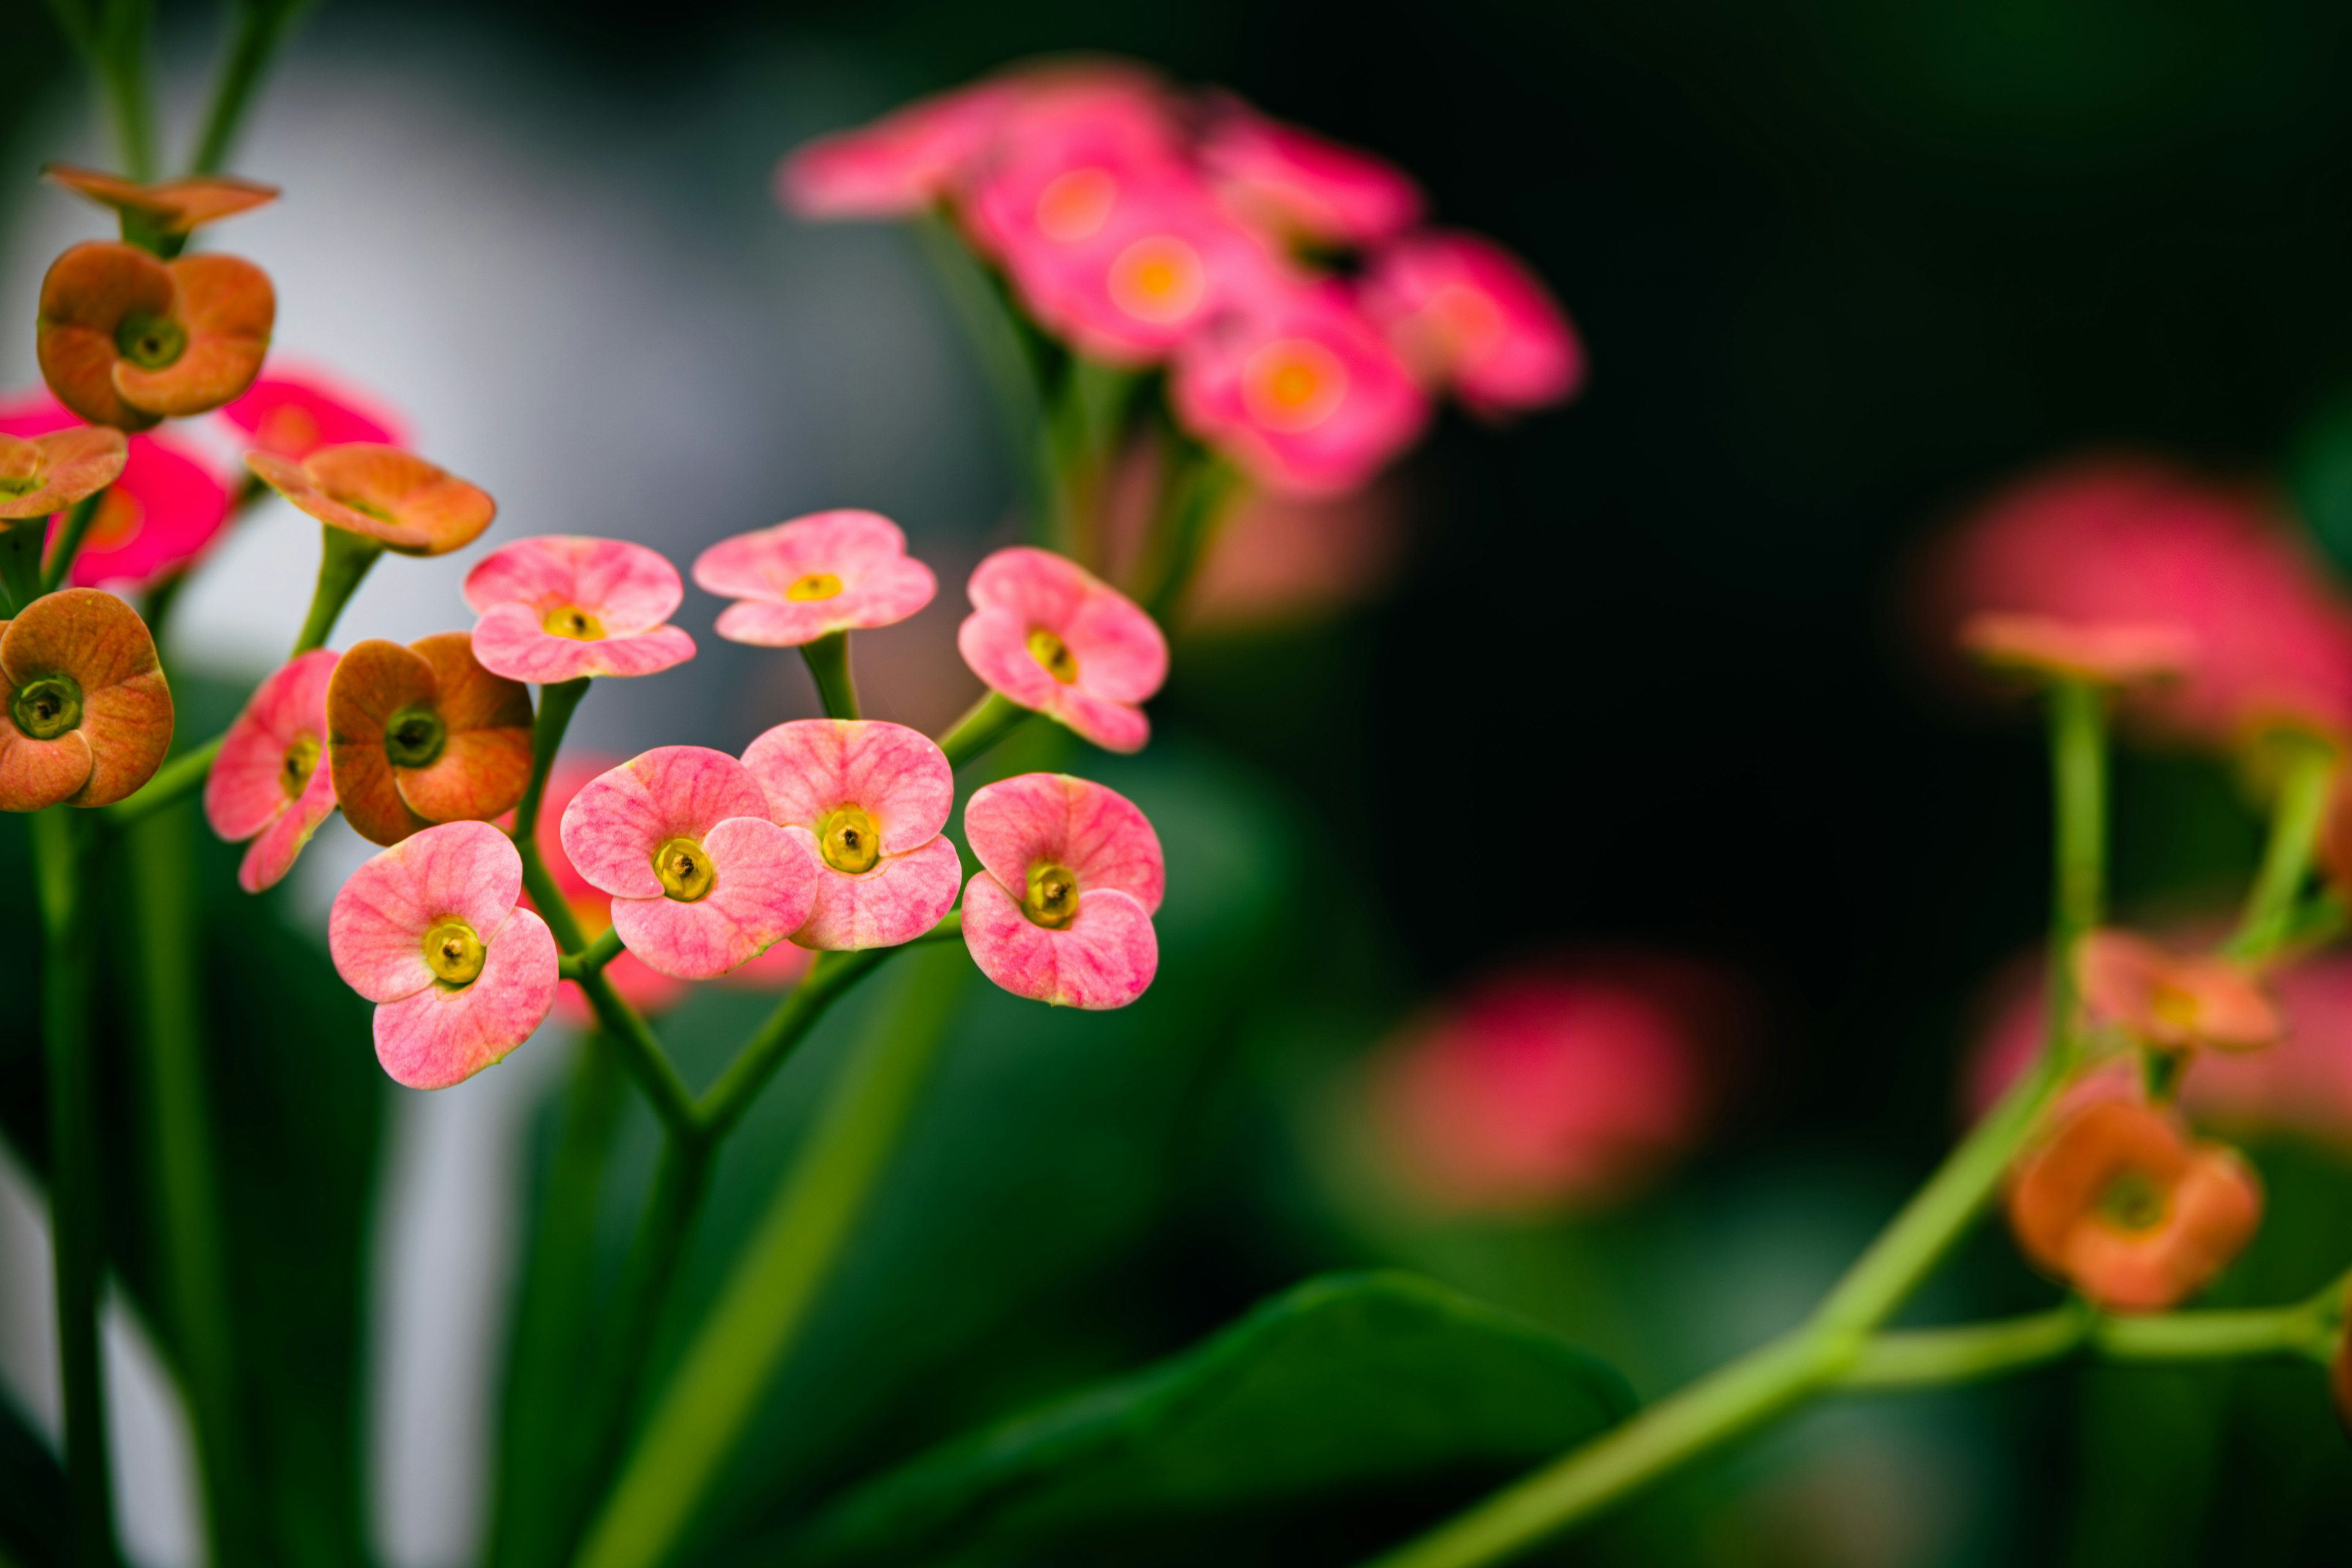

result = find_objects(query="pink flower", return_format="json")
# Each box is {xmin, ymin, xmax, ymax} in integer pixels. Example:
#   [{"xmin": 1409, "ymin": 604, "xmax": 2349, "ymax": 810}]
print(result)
[
  {"xmin": 557, "ymin": 746, "xmax": 818, "ymax": 980},
  {"xmin": 956, "ymin": 546, "xmax": 1167, "ymax": 753},
  {"xmin": 1923, "ymin": 457, "xmax": 2352, "ymax": 745},
  {"xmin": 0, "ymin": 388, "xmax": 233, "ymax": 589},
  {"xmin": 525, "ymin": 755, "xmax": 688, "ymax": 1023},
  {"xmin": 328, "ymin": 820, "xmax": 559, "ymax": 1090},
  {"xmin": 1197, "ymin": 93, "xmax": 1423, "ymax": 246},
  {"xmin": 464, "ymin": 535, "xmax": 697, "ymax": 684},
  {"xmin": 740, "ymin": 719, "xmax": 960, "ymax": 950},
  {"xmin": 221, "ymin": 364, "xmax": 407, "ymax": 461},
  {"xmin": 203, "ymin": 647, "xmax": 339, "ymax": 893},
  {"xmin": 1171, "ymin": 282, "xmax": 1430, "ymax": 497},
  {"xmin": 692, "ymin": 510, "xmax": 937, "ymax": 648},
  {"xmin": 2078, "ymin": 930, "xmax": 2281, "ymax": 1054},
  {"xmin": 1959, "ymin": 613, "xmax": 2196, "ymax": 687},
  {"xmin": 778, "ymin": 79, "xmax": 1022, "ymax": 218},
  {"xmin": 1363, "ymin": 231, "xmax": 1586, "ymax": 417},
  {"xmin": 1362, "ymin": 955, "xmax": 1731, "ymax": 1215},
  {"xmin": 960, "ymin": 772, "xmax": 1164, "ymax": 1009}
]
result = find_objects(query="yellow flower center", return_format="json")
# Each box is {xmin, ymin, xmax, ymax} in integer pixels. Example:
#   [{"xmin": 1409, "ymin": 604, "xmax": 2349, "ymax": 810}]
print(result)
[
  {"xmin": 1022, "ymin": 862, "xmax": 1080, "ymax": 929},
  {"xmin": 653, "ymin": 835, "xmax": 715, "ymax": 902},
  {"xmin": 422, "ymin": 918, "xmax": 486, "ymax": 986},
  {"xmin": 2097, "ymin": 1170, "xmax": 2168, "ymax": 1234},
  {"xmin": 10, "ymin": 675, "xmax": 83, "ymax": 741},
  {"xmin": 1035, "ymin": 167, "xmax": 1118, "ymax": 242},
  {"xmin": 816, "ymin": 804, "xmax": 882, "ymax": 874},
  {"xmin": 786, "ymin": 571, "xmax": 843, "ymax": 601},
  {"xmin": 1107, "ymin": 236, "xmax": 1207, "ymax": 325},
  {"xmin": 0, "ymin": 435, "xmax": 42, "ymax": 497},
  {"xmin": 384, "ymin": 704, "xmax": 447, "ymax": 769},
  {"xmin": 2149, "ymin": 982, "xmax": 2201, "ymax": 1030},
  {"xmin": 1242, "ymin": 338, "xmax": 1350, "ymax": 434},
  {"xmin": 543, "ymin": 604, "xmax": 605, "ymax": 641},
  {"xmin": 1027, "ymin": 627, "xmax": 1080, "ymax": 684},
  {"xmin": 115, "ymin": 311, "xmax": 187, "ymax": 371},
  {"xmin": 280, "ymin": 732, "xmax": 320, "ymax": 799}
]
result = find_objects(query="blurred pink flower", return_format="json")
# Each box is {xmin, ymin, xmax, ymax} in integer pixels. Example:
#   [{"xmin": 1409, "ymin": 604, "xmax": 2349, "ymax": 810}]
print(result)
[
  {"xmin": 1363, "ymin": 954, "xmax": 1734, "ymax": 1215},
  {"xmin": 558, "ymin": 747, "xmax": 816, "ymax": 981},
  {"xmin": 328, "ymin": 821, "xmax": 559, "ymax": 1090},
  {"xmin": 1197, "ymin": 92, "xmax": 1423, "ymax": 247},
  {"xmin": 204, "ymin": 647, "xmax": 339, "ymax": 894},
  {"xmin": 1923, "ymin": 457, "xmax": 2352, "ymax": 745},
  {"xmin": 2079, "ymin": 930, "xmax": 2280, "ymax": 1054},
  {"xmin": 221, "ymin": 365, "xmax": 407, "ymax": 461},
  {"xmin": 525, "ymin": 755, "xmax": 689, "ymax": 1023},
  {"xmin": 1182, "ymin": 477, "xmax": 1408, "ymax": 633},
  {"xmin": 1959, "ymin": 612, "xmax": 2196, "ymax": 687},
  {"xmin": 1172, "ymin": 282, "xmax": 1429, "ymax": 497},
  {"xmin": 0, "ymin": 388, "xmax": 233, "ymax": 589},
  {"xmin": 957, "ymin": 546, "xmax": 1167, "ymax": 753},
  {"xmin": 778, "ymin": 79, "xmax": 1024, "ymax": 218},
  {"xmin": 693, "ymin": 509, "xmax": 937, "ymax": 648},
  {"xmin": 961, "ymin": 772, "xmax": 1164, "ymax": 1009},
  {"xmin": 1364, "ymin": 232, "xmax": 1585, "ymax": 417},
  {"xmin": 464, "ymin": 535, "xmax": 696, "ymax": 684}
]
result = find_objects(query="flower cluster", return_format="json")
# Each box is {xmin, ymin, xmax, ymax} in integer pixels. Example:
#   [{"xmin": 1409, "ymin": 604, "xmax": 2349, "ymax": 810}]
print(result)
[{"xmin": 782, "ymin": 59, "xmax": 1583, "ymax": 496}]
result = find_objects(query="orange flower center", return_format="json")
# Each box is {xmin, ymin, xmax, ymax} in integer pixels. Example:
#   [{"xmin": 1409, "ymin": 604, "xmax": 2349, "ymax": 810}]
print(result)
[
  {"xmin": 2149, "ymin": 982, "xmax": 2202, "ymax": 1031},
  {"xmin": 2097, "ymin": 1170, "xmax": 2169, "ymax": 1233},
  {"xmin": 0, "ymin": 435, "xmax": 43, "ymax": 497},
  {"xmin": 1036, "ymin": 168, "xmax": 1118, "ymax": 242},
  {"xmin": 816, "ymin": 803, "xmax": 881, "ymax": 874},
  {"xmin": 786, "ymin": 571, "xmax": 843, "ymax": 601},
  {"xmin": 115, "ymin": 312, "xmax": 187, "ymax": 371},
  {"xmin": 653, "ymin": 835, "xmax": 715, "ymax": 902},
  {"xmin": 258, "ymin": 404, "xmax": 321, "ymax": 456},
  {"xmin": 1242, "ymin": 339, "xmax": 1349, "ymax": 434},
  {"xmin": 85, "ymin": 488, "xmax": 145, "ymax": 551},
  {"xmin": 422, "ymin": 918, "xmax": 486, "ymax": 987},
  {"xmin": 1022, "ymin": 862, "xmax": 1079, "ymax": 929},
  {"xmin": 1108, "ymin": 236, "xmax": 1207, "ymax": 325},
  {"xmin": 280, "ymin": 732, "xmax": 320, "ymax": 799},
  {"xmin": 543, "ymin": 604, "xmax": 605, "ymax": 641},
  {"xmin": 10, "ymin": 674, "xmax": 82, "ymax": 741},
  {"xmin": 1027, "ymin": 627, "xmax": 1080, "ymax": 684}
]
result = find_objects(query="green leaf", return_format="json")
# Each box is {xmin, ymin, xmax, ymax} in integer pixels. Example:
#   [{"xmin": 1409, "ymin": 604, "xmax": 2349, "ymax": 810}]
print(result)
[
  {"xmin": 0, "ymin": 1392, "xmax": 66, "ymax": 1567},
  {"xmin": 782, "ymin": 1271, "xmax": 1633, "ymax": 1567}
]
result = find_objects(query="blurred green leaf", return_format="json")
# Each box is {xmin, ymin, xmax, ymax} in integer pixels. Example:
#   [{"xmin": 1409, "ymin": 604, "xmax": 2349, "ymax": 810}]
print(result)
[
  {"xmin": 780, "ymin": 1270, "xmax": 1631, "ymax": 1567},
  {"xmin": 2292, "ymin": 392, "xmax": 2352, "ymax": 582},
  {"xmin": 0, "ymin": 1393, "xmax": 65, "ymax": 1567}
]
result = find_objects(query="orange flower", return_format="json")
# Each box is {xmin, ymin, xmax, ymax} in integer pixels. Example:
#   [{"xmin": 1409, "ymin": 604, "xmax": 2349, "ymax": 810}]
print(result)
[
  {"xmin": 247, "ymin": 444, "xmax": 495, "ymax": 557},
  {"xmin": 2006, "ymin": 1099, "xmax": 2262, "ymax": 1313},
  {"xmin": 36, "ymin": 241, "xmax": 274, "ymax": 431},
  {"xmin": 0, "ymin": 587, "xmax": 172, "ymax": 810},
  {"xmin": 2078, "ymin": 930, "xmax": 2283, "ymax": 1054},
  {"xmin": 0, "ymin": 426, "xmax": 126, "ymax": 520},
  {"xmin": 1959, "ymin": 612, "xmax": 2195, "ymax": 687},
  {"xmin": 42, "ymin": 164, "xmax": 279, "ymax": 235},
  {"xmin": 326, "ymin": 633, "xmax": 533, "ymax": 846}
]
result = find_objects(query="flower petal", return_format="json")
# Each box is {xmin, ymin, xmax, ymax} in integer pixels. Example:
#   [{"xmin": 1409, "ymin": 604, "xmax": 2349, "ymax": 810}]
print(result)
[
  {"xmin": 693, "ymin": 510, "xmax": 938, "ymax": 645},
  {"xmin": 0, "ymin": 587, "xmax": 172, "ymax": 807},
  {"xmin": 740, "ymin": 718, "xmax": 954, "ymax": 846},
  {"xmin": 471, "ymin": 601, "xmax": 694, "ymax": 682},
  {"xmin": 962, "ymin": 872, "xmax": 1157, "ymax": 1008},
  {"xmin": 329, "ymin": 820, "xmax": 524, "ymax": 1003},
  {"xmin": 464, "ymin": 535, "xmax": 685, "ymax": 631},
  {"xmin": 0, "ymin": 725, "xmax": 92, "ymax": 812},
  {"xmin": 0, "ymin": 426, "xmax": 127, "ymax": 521},
  {"xmin": 36, "ymin": 241, "xmax": 172, "ymax": 431},
  {"xmin": 238, "ymin": 751, "xmax": 339, "ymax": 893},
  {"xmin": 207, "ymin": 647, "xmax": 336, "ymax": 842},
  {"xmin": 372, "ymin": 907, "xmax": 557, "ymax": 1089},
  {"xmin": 611, "ymin": 815, "xmax": 818, "ymax": 978},
  {"xmin": 559, "ymin": 746, "xmax": 771, "ymax": 899},
  {"xmin": 794, "ymin": 831, "xmax": 961, "ymax": 949},
  {"xmin": 326, "ymin": 638, "xmax": 433, "ymax": 845},
  {"xmin": 112, "ymin": 253, "xmax": 274, "ymax": 418},
  {"xmin": 963, "ymin": 771, "xmax": 1164, "ymax": 912},
  {"xmin": 392, "ymin": 631, "xmax": 533, "ymax": 827}
]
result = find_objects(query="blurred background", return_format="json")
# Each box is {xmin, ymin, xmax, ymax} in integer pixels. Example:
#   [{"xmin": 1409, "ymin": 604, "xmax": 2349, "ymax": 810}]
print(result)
[{"xmin": 4, "ymin": 1, "xmax": 2352, "ymax": 1565}]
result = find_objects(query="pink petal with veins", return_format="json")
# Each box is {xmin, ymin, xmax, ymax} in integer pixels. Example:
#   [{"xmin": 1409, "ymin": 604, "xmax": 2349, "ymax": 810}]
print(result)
[
  {"xmin": 962, "ymin": 872, "xmax": 1157, "ymax": 1009},
  {"xmin": 694, "ymin": 510, "xmax": 937, "ymax": 647},
  {"xmin": 471, "ymin": 601, "xmax": 695, "ymax": 683},
  {"xmin": 329, "ymin": 821, "xmax": 524, "ymax": 1003},
  {"xmin": 559, "ymin": 746, "xmax": 771, "ymax": 899},
  {"xmin": 372, "ymin": 907, "xmax": 558, "ymax": 1088},
  {"xmin": 740, "ymin": 717, "xmax": 954, "ymax": 846},
  {"xmin": 963, "ymin": 771, "xmax": 1164, "ymax": 911},
  {"xmin": 462, "ymin": 535, "xmax": 685, "ymax": 630},
  {"xmin": 790, "ymin": 829, "xmax": 961, "ymax": 950},
  {"xmin": 611, "ymin": 815, "xmax": 817, "ymax": 979},
  {"xmin": 205, "ymin": 647, "xmax": 336, "ymax": 842},
  {"xmin": 238, "ymin": 752, "xmax": 337, "ymax": 892},
  {"xmin": 958, "ymin": 547, "xmax": 1165, "ymax": 752}
]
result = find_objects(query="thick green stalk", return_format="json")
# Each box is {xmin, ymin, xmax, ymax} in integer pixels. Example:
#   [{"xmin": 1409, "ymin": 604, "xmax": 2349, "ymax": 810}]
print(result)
[
  {"xmin": 42, "ymin": 491, "xmax": 105, "ymax": 595},
  {"xmin": 293, "ymin": 527, "xmax": 383, "ymax": 655},
  {"xmin": 576, "ymin": 948, "xmax": 966, "ymax": 1568},
  {"xmin": 694, "ymin": 944, "xmax": 906, "ymax": 1139},
  {"xmin": 191, "ymin": 0, "xmax": 307, "ymax": 175},
  {"xmin": 33, "ymin": 807, "xmax": 116, "ymax": 1567},
  {"xmin": 799, "ymin": 630, "xmax": 861, "ymax": 721},
  {"xmin": 1841, "ymin": 1298, "xmax": 2335, "ymax": 1390},
  {"xmin": 935, "ymin": 690, "xmax": 1031, "ymax": 771},
  {"xmin": 0, "ymin": 521, "xmax": 43, "ymax": 612},
  {"xmin": 96, "ymin": 0, "xmax": 158, "ymax": 181},
  {"xmin": 100, "ymin": 738, "xmax": 221, "ymax": 831},
  {"xmin": 2225, "ymin": 732, "xmax": 2337, "ymax": 960}
]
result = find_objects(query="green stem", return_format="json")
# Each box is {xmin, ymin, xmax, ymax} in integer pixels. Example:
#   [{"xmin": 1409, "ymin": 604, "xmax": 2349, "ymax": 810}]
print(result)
[
  {"xmin": 101, "ymin": 737, "xmax": 221, "ymax": 831},
  {"xmin": 33, "ymin": 807, "xmax": 117, "ymax": 1567},
  {"xmin": 558, "ymin": 925, "xmax": 625, "ymax": 981},
  {"xmin": 96, "ymin": 0, "xmax": 158, "ymax": 182},
  {"xmin": 935, "ymin": 690, "xmax": 1032, "ymax": 771},
  {"xmin": 1140, "ymin": 443, "xmax": 1241, "ymax": 624},
  {"xmin": 292, "ymin": 526, "xmax": 383, "ymax": 657},
  {"xmin": 513, "ymin": 677, "xmax": 589, "ymax": 859},
  {"xmin": 576, "ymin": 947, "xmax": 966, "ymax": 1568},
  {"xmin": 2225, "ymin": 732, "xmax": 2337, "ymax": 961},
  {"xmin": 42, "ymin": 491, "xmax": 105, "ymax": 595},
  {"xmin": 695, "ymin": 938, "xmax": 923, "ymax": 1140},
  {"xmin": 799, "ymin": 630, "xmax": 862, "ymax": 721},
  {"xmin": 0, "ymin": 521, "xmax": 43, "ymax": 612},
  {"xmin": 191, "ymin": 0, "xmax": 306, "ymax": 175}
]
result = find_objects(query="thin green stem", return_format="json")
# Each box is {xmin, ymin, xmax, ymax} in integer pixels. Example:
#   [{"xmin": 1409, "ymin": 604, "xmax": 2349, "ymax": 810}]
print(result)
[
  {"xmin": 293, "ymin": 526, "xmax": 383, "ymax": 656},
  {"xmin": 33, "ymin": 807, "xmax": 117, "ymax": 1567},
  {"xmin": 558, "ymin": 925, "xmax": 625, "ymax": 981},
  {"xmin": 192, "ymin": 0, "xmax": 307, "ymax": 175},
  {"xmin": 799, "ymin": 630, "xmax": 862, "ymax": 721},
  {"xmin": 0, "ymin": 521, "xmax": 43, "ymax": 612},
  {"xmin": 1140, "ymin": 444, "xmax": 1241, "ymax": 624},
  {"xmin": 1840, "ymin": 1298, "xmax": 2335, "ymax": 1390},
  {"xmin": 101, "ymin": 737, "xmax": 221, "ymax": 831},
  {"xmin": 936, "ymin": 690, "xmax": 1032, "ymax": 771},
  {"xmin": 96, "ymin": 0, "xmax": 158, "ymax": 181},
  {"xmin": 695, "ymin": 939, "xmax": 919, "ymax": 1139},
  {"xmin": 42, "ymin": 491, "xmax": 105, "ymax": 595},
  {"xmin": 577, "ymin": 948, "xmax": 966, "ymax": 1568},
  {"xmin": 2225, "ymin": 732, "xmax": 2337, "ymax": 961},
  {"xmin": 513, "ymin": 677, "xmax": 589, "ymax": 861}
]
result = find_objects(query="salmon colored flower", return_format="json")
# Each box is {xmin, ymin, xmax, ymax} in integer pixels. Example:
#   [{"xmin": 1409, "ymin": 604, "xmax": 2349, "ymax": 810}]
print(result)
[
  {"xmin": 740, "ymin": 719, "xmax": 960, "ymax": 950},
  {"xmin": 1198, "ymin": 94, "xmax": 1423, "ymax": 246},
  {"xmin": 1363, "ymin": 232, "xmax": 1585, "ymax": 417},
  {"xmin": 204, "ymin": 648, "xmax": 339, "ymax": 893},
  {"xmin": 559, "ymin": 747, "xmax": 818, "ymax": 981},
  {"xmin": 328, "ymin": 820, "xmax": 559, "ymax": 1090},
  {"xmin": 37, "ymin": 241, "xmax": 274, "ymax": 431},
  {"xmin": 693, "ymin": 510, "xmax": 937, "ymax": 649},
  {"xmin": 957, "ymin": 547, "xmax": 1166, "ymax": 753},
  {"xmin": 463, "ymin": 536, "xmax": 695, "ymax": 684},
  {"xmin": 327, "ymin": 633, "xmax": 534, "ymax": 846},
  {"xmin": 527, "ymin": 756, "xmax": 688, "ymax": 1022},
  {"xmin": 1959, "ymin": 612, "xmax": 2197, "ymax": 687},
  {"xmin": 2, "ymin": 390, "xmax": 235, "ymax": 590},
  {"xmin": 0, "ymin": 424, "xmax": 123, "ymax": 521},
  {"xmin": 2079, "ymin": 930, "xmax": 2281, "ymax": 1054},
  {"xmin": 960, "ymin": 772, "xmax": 1163, "ymax": 1009},
  {"xmin": 778, "ymin": 79, "xmax": 1022, "ymax": 217},
  {"xmin": 246, "ymin": 443, "xmax": 494, "ymax": 557},
  {"xmin": 221, "ymin": 367, "xmax": 407, "ymax": 461},
  {"xmin": 2005, "ymin": 1099, "xmax": 2261, "ymax": 1313},
  {"xmin": 1172, "ymin": 282, "xmax": 1429, "ymax": 497},
  {"xmin": 0, "ymin": 588, "xmax": 172, "ymax": 811},
  {"xmin": 43, "ymin": 164, "xmax": 278, "ymax": 234}
]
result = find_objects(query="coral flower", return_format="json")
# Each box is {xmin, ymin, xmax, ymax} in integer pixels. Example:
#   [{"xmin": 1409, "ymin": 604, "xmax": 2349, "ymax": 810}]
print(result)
[
  {"xmin": 0, "ymin": 425, "xmax": 124, "ymax": 521},
  {"xmin": 559, "ymin": 747, "xmax": 818, "ymax": 980},
  {"xmin": 1959, "ymin": 612, "xmax": 2196, "ymax": 687},
  {"xmin": 960, "ymin": 772, "xmax": 1164, "ymax": 1009},
  {"xmin": 740, "ymin": 719, "xmax": 960, "ymax": 949},
  {"xmin": 37, "ymin": 241, "xmax": 274, "ymax": 431},
  {"xmin": 2005, "ymin": 1099, "xmax": 2261, "ymax": 1313},
  {"xmin": 246, "ymin": 443, "xmax": 494, "ymax": 557},
  {"xmin": 43, "ymin": 164, "xmax": 278, "ymax": 233},
  {"xmin": 204, "ymin": 648, "xmax": 339, "ymax": 893},
  {"xmin": 957, "ymin": 547, "xmax": 1167, "ymax": 753},
  {"xmin": 328, "ymin": 820, "xmax": 559, "ymax": 1090},
  {"xmin": 327, "ymin": 633, "xmax": 534, "ymax": 846},
  {"xmin": 222, "ymin": 367, "xmax": 407, "ymax": 461},
  {"xmin": 778, "ymin": 79, "xmax": 1022, "ymax": 217},
  {"xmin": 0, "ymin": 587, "xmax": 172, "ymax": 810},
  {"xmin": 2078, "ymin": 930, "xmax": 2282, "ymax": 1054},
  {"xmin": 1197, "ymin": 94, "xmax": 1423, "ymax": 246},
  {"xmin": 1172, "ymin": 282, "xmax": 1430, "ymax": 497},
  {"xmin": 692, "ymin": 510, "xmax": 937, "ymax": 649},
  {"xmin": 527, "ymin": 756, "xmax": 688, "ymax": 1022},
  {"xmin": 463, "ymin": 536, "xmax": 696, "ymax": 684},
  {"xmin": 1363, "ymin": 232, "xmax": 1586, "ymax": 417},
  {"xmin": 1, "ymin": 390, "xmax": 235, "ymax": 590}
]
